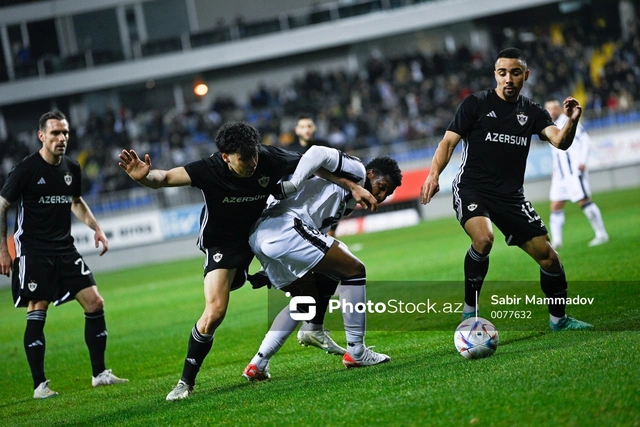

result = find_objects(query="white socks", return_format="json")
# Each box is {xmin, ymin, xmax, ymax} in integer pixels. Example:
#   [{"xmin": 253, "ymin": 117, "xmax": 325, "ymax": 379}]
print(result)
[
  {"xmin": 338, "ymin": 282, "xmax": 366, "ymax": 347},
  {"xmin": 551, "ymin": 202, "xmax": 608, "ymax": 245},
  {"xmin": 300, "ymin": 322, "xmax": 322, "ymax": 332},
  {"xmin": 250, "ymin": 305, "xmax": 300, "ymax": 371},
  {"xmin": 463, "ymin": 303, "xmax": 476, "ymax": 314},
  {"xmin": 550, "ymin": 210, "xmax": 565, "ymax": 245},
  {"xmin": 550, "ymin": 314, "xmax": 565, "ymax": 324},
  {"xmin": 582, "ymin": 202, "xmax": 607, "ymax": 238}
]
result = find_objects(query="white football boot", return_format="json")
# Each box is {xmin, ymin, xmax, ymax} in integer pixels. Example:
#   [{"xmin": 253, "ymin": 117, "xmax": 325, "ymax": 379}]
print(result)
[
  {"xmin": 297, "ymin": 329, "xmax": 346, "ymax": 355},
  {"xmin": 342, "ymin": 346, "xmax": 390, "ymax": 368},
  {"xmin": 34, "ymin": 380, "xmax": 58, "ymax": 399},
  {"xmin": 92, "ymin": 369, "xmax": 128, "ymax": 387},
  {"xmin": 166, "ymin": 380, "xmax": 193, "ymax": 401}
]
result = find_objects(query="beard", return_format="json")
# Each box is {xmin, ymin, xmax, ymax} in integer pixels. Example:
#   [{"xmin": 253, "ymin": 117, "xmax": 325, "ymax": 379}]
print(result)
[{"xmin": 501, "ymin": 85, "xmax": 520, "ymax": 101}]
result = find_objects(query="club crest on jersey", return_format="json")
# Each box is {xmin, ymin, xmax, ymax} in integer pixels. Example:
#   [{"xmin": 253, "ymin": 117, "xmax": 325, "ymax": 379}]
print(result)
[
  {"xmin": 258, "ymin": 175, "xmax": 270, "ymax": 187},
  {"xmin": 467, "ymin": 203, "xmax": 478, "ymax": 212},
  {"xmin": 517, "ymin": 112, "xmax": 528, "ymax": 126},
  {"xmin": 28, "ymin": 281, "xmax": 38, "ymax": 292},
  {"xmin": 213, "ymin": 252, "xmax": 223, "ymax": 263},
  {"xmin": 64, "ymin": 172, "xmax": 73, "ymax": 186}
]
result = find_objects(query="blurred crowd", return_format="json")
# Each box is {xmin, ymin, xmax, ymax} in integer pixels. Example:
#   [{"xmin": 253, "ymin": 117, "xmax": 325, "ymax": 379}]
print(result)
[{"xmin": 1, "ymin": 9, "xmax": 639, "ymax": 196}]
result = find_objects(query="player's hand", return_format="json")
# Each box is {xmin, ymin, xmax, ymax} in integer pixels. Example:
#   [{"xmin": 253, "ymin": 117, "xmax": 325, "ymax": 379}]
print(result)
[
  {"xmin": 420, "ymin": 174, "xmax": 440, "ymax": 204},
  {"xmin": 95, "ymin": 228, "xmax": 109, "ymax": 256},
  {"xmin": 247, "ymin": 271, "xmax": 272, "ymax": 289},
  {"xmin": 563, "ymin": 96, "xmax": 582, "ymax": 121},
  {"xmin": 0, "ymin": 249, "xmax": 12, "ymax": 276},
  {"xmin": 351, "ymin": 185, "xmax": 378, "ymax": 212},
  {"xmin": 118, "ymin": 149, "xmax": 151, "ymax": 181}
]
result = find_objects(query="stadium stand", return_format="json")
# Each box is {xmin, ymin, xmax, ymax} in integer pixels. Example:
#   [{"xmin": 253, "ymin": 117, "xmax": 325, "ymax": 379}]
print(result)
[{"xmin": 0, "ymin": 0, "xmax": 639, "ymax": 215}]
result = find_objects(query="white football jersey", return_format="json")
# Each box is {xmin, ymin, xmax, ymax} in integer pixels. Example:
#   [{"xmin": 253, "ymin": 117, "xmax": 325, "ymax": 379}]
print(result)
[
  {"xmin": 264, "ymin": 151, "xmax": 365, "ymax": 233},
  {"xmin": 550, "ymin": 114, "xmax": 590, "ymax": 179}
]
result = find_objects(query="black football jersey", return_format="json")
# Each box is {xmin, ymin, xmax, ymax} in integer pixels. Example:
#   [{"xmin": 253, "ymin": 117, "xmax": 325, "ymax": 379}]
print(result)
[
  {"xmin": 448, "ymin": 89, "xmax": 554, "ymax": 195},
  {"xmin": 184, "ymin": 145, "xmax": 300, "ymax": 249},
  {"xmin": 1, "ymin": 152, "xmax": 82, "ymax": 255},
  {"xmin": 286, "ymin": 138, "xmax": 330, "ymax": 154}
]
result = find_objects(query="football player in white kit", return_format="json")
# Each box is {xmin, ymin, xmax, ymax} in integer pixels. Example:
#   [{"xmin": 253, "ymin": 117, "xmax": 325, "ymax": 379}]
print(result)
[
  {"xmin": 243, "ymin": 145, "xmax": 402, "ymax": 380},
  {"xmin": 544, "ymin": 100, "xmax": 608, "ymax": 248}
]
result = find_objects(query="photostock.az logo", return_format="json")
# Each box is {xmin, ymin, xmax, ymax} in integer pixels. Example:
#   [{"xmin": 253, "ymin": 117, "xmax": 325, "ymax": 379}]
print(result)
[{"xmin": 287, "ymin": 292, "xmax": 316, "ymax": 321}]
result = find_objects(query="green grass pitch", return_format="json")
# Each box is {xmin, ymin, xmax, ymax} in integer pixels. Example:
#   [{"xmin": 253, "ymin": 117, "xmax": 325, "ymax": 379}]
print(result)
[{"xmin": 0, "ymin": 187, "xmax": 638, "ymax": 426}]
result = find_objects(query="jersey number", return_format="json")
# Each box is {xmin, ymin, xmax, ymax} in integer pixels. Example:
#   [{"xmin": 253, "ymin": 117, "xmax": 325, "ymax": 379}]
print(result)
[
  {"xmin": 521, "ymin": 202, "xmax": 540, "ymax": 223},
  {"xmin": 74, "ymin": 258, "xmax": 91, "ymax": 275}
]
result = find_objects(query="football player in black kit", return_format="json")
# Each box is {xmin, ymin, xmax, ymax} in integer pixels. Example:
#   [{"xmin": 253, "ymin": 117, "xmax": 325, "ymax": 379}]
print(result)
[
  {"xmin": 287, "ymin": 114, "xmax": 331, "ymax": 154},
  {"xmin": 119, "ymin": 121, "xmax": 376, "ymax": 400},
  {"xmin": 420, "ymin": 48, "xmax": 592, "ymax": 331},
  {"xmin": 0, "ymin": 110, "xmax": 128, "ymax": 399}
]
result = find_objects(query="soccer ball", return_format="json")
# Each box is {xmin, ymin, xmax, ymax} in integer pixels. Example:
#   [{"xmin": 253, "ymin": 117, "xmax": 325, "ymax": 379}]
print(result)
[{"xmin": 454, "ymin": 317, "xmax": 499, "ymax": 359}]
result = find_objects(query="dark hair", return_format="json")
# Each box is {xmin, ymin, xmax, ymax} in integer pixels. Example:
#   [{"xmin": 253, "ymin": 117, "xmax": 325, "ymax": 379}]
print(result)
[
  {"xmin": 215, "ymin": 121, "xmax": 260, "ymax": 158},
  {"xmin": 495, "ymin": 47, "xmax": 527, "ymax": 68},
  {"xmin": 39, "ymin": 110, "xmax": 67, "ymax": 131},
  {"xmin": 296, "ymin": 114, "xmax": 313, "ymax": 123},
  {"xmin": 365, "ymin": 156, "xmax": 402, "ymax": 188}
]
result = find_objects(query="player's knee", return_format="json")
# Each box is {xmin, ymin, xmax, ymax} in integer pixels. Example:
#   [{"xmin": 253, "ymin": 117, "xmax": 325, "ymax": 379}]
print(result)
[
  {"xmin": 204, "ymin": 302, "xmax": 227, "ymax": 325},
  {"xmin": 538, "ymin": 247, "xmax": 560, "ymax": 271},
  {"xmin": 329, "ymin": 258, "xmax": 365, "ymax": 279},
  {"xmin": 357, "ymin": 261, "xmax": 366, "ymax": 277},
  {"xmin": 346, "ymin": 259, "xmax": 365, "ymax": 278},
  {"xmin": 472, "ymin": 235, "xmax": 493, "ymax": 254},
  {"xmin": 85, "ymin": 295, "xmax": 104, "ymax": 313}
]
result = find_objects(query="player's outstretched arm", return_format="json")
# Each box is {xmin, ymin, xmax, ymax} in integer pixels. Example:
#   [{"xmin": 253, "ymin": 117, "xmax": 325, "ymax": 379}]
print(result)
[
  {"xmin": 543, "ymin": 97, "xmax": 582, "ymax": 150},
  {"xmin": 0, "ymin": 196, "xmax": 13, "ymax": 276},
  {"xmin": 118, "ymin": 149, "xmax": 191, "ymax": 188},
  {"xmin": 71, "ymin": 197, "xmax": 109, "ymax": 256},
  {"xmin": 279, "ymin": 145, "xmax": 342, "ymax": 197},
  {"xmin": 421, "ymin": 131, "xmax": 461, "ymax": 204}
]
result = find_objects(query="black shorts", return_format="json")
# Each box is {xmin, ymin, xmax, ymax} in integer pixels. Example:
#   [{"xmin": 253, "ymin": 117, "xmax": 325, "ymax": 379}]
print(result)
[
  {"xmin": 12, "ymin": 251, "xmax": 97, "ymax": 308},
  {"xmin": 453, "ymin": 188, "xmax": 548, "ymax": 246},
  {"xmin": 203, "ymin": 241, "xmax": 254, "ymax": 291}
]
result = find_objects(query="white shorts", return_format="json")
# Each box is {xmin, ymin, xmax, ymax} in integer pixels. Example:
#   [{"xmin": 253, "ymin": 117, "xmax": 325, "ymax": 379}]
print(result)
[
  {"xmin": 249, "ymin": 214, "xmax": 335, "ymax": 289},
  {"xmin": 549, "ymin": 171, "xmax": 591, "ymax": 203}
]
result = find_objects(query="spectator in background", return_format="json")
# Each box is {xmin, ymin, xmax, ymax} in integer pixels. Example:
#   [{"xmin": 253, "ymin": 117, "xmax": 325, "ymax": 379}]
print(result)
[
  {"xmin": 3, "ymin": 12, "xmax": 639, "ymax": 201},
  {"xmin": 15, "ymin": 42, "xmax": 32, "ymax": 65}
]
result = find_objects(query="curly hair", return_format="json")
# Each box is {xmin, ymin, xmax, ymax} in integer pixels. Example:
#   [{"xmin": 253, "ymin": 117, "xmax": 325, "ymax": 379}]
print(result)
[
  {"xmin": 365, "ymin": 156, "xmax": 402, "ymax": 188},
  {"xmin": 215, "ymin": 122, "xmax": 260, "ymax": 159},
  {"xmin": 39, "ymin": 110, "xmax": 67, "ymax": 131}
]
